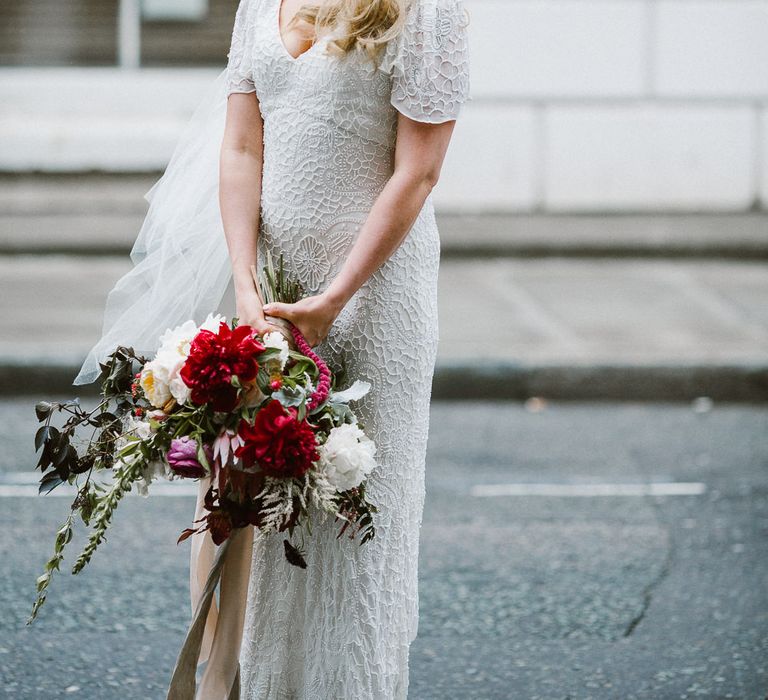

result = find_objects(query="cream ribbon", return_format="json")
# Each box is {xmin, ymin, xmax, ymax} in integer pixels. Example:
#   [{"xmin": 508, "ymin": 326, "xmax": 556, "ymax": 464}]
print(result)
[{"xmin": 167, "ymin": 476, "xmax": 255, "ymax": 700}]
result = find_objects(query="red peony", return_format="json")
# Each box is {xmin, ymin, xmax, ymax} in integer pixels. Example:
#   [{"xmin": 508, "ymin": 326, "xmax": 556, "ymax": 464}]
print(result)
[
  {"xmin": 236, "ymin": 400, "xmax": 319, "ymax": 479},
  {"xmin": 180, "ymin": 322, "xmax": 265, "ymax": 412}
]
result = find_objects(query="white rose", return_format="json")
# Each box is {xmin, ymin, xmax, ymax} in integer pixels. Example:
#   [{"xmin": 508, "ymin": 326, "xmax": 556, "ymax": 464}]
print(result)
[
  {"xmin": 157, "ymin": 315, "xmax": 225, "ymax": 360},
  {"xmin": 319, "ymin": 423, "xmax": 376, "ymax": 492},
  {"xmin": 157, "ymin": 320, "xmax": 198, "ymax": 358},
  {"xmin": 199, "ymin": 313, "xmax": 226, "ymax": 333},
  {"xmin": 166, "ymin": 355, "xmax": 190, "ymax": 405},
  {"xmin": 263, "ymin": 330, "xmax": 290, "ymax": 371},
  {"xmin": 156, "ymin": 322, "xmax": 200, "ymax": 405}
]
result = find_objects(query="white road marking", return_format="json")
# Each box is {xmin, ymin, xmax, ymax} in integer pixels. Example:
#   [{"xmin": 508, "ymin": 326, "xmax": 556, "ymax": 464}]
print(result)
[
  {"xmin": 0, "ymin": 472, "xmax": 199, "ymax": 498},
  {"xmin": 1, "ymin": 474, "xmax": 708, "ymax": 499},
  {"xmin": 471, "ymin": 482, "xmax": 707, "ymax": 497}
]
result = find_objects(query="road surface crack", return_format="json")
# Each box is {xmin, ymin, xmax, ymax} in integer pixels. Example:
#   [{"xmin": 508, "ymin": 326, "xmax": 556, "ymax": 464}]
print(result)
[{"xmin": 623, "ymin": 460, "xmax": 678, "ymax": 638}]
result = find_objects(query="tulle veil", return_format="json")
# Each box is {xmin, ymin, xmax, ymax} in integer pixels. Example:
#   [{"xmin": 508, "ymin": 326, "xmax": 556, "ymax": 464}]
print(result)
[{"xmin": 74, "ymin": 69, "xmax": 234, "ymax": 385}]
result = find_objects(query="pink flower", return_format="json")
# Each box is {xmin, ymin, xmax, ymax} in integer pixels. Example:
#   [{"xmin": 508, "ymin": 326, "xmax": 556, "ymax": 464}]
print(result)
[
  {"xmin": 167, "ymin": 436, "xmax": 212, "ymax": 478},
  {"xmin": 290, "ymin": 325, "xmax": 331, "ymax": 408},
  {"xmin": 212, "ymin": 429, "xmax": 244, "ymax": 469}
]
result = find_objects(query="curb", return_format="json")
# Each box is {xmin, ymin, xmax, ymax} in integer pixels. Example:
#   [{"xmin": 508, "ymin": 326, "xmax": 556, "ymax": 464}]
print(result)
[
  {"xmin": 3, "ymin": 242, "xmax": 768, "ymax": 261},
  {"xmin": 438, "ymin": 243, "xmax": 768, "ymax": 261},
  {"xmin": 2, "ymin": 358, "xmax": 767, "ymax": 402},
  {"xmin": 433, "ymin": 362, "xmax": 768, "ymax": 402}
]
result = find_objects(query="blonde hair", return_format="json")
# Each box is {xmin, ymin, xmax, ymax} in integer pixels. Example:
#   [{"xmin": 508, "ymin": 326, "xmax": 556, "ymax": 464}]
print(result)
[{"xmin": 289, "ymin": 0, "xmax": 411, "ymax": 66}]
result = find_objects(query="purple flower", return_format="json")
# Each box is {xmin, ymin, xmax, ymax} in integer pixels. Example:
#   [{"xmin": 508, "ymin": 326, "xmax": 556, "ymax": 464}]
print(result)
[{"xmin": 167, "ymin": 436, "xmax": 211, "ymax": 478}]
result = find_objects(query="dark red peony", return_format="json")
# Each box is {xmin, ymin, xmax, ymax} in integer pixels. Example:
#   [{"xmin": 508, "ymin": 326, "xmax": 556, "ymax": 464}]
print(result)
[
  {"xmin": 236, "ymin": 400, "xmax": 319, "ymax": 479},
  {"xmin": 180, "ymin": 322, "xmax": 265, "ymax": 412}
]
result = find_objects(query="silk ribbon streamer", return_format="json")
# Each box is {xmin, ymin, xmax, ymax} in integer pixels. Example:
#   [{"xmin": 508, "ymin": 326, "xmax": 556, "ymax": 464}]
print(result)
[{"xmin": 167, "ymin": 476, "xmax": 255, "ymax": 700}]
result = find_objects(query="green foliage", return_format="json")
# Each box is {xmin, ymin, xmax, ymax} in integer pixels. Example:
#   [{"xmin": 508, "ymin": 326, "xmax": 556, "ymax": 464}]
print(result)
[
  {"xmin": 257, "ymin": 251, "xmax": 304, "ymax": 305},
  {"xmin": 28, "ymin": 346, "xmax": 146, "ymax": 623},
  {"xmin": 27, "ymin": 514, "xmax": 74, "ymax": 624},
  {"xmin": 71, "ymin": 456, "xmax": 147, "ymax": 576}
]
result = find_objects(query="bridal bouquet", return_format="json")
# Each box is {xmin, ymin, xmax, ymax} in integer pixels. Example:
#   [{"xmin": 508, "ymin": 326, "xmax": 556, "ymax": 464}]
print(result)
[{"xmin": 28, "ymin": 257, "xmax": 377, "ymax": 624}]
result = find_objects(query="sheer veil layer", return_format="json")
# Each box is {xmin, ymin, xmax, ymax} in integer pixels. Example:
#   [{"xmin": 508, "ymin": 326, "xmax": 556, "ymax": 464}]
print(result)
[{"xmin": 75, "ymin": 70, "xmax": 232, "ymax": 385}]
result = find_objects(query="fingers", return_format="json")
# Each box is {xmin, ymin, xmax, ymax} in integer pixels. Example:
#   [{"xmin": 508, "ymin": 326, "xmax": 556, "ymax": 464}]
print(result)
[
  {"xmin": 260, "ymin": 298, "xmax": 330, "ymax": 346},
  {"xmin": 253, "ymin": 320, "xmax": 276, "ymax": 337},
  {"xmin": 236, "ymin": 309, "xmax": 271, "ymax": 336},
  {"xmin": 262, "ymin": 302, "xmax": 293, "ymax": 321}
]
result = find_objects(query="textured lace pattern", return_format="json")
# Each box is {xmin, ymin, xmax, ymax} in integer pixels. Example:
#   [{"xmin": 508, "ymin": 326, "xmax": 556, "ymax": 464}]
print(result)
[
  {"xmin": 224, "ymin": 1, "xmax": 469, "ymax": 697},
  {"xmin": 381, "ymin": 0, "xmax": 471, "ymax": 123}
]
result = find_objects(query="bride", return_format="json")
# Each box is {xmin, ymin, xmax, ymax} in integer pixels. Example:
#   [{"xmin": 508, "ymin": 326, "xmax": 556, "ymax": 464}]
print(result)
[
  {"xmin": 222, "ymin": 0, "xmax": 470, "ymax": 696},
  {"xmin": 79, "ymin": 0, "xmax": 469, "ymax": 697}
]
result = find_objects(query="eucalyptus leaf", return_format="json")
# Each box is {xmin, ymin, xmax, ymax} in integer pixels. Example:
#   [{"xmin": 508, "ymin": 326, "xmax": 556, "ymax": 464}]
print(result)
[
  {"xmin": 272, "ymin": 385, "xmax": 305, "ymax": 408},
  {"xmin": 325, "ymin": 401, "xmax": 354, "ymax": 423}
]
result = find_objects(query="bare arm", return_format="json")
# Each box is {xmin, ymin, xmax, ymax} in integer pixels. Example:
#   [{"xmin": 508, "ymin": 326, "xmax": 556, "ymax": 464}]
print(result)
[
  {"xmin": 264, "ymin": 113, "xmax": 457, "ymax": 345},
  {"xmin": 324, "ymin": 115, "xmax": 455, "ymax": 310},
  {"xmin": 219, "ymin": 91, "xmax": 274, "ymax": 336}
]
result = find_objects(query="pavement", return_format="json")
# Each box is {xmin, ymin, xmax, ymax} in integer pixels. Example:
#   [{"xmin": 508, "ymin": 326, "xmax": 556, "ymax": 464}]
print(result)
[
  {"xmin": 2, "ymin": 175, "xmax": 768, "ymax": 259},
  {"xmin": 1, "ymin": 175, "xmax": 768, "ymax": 401},
  {"xmin": 1, "ymin": 399, "xmax": 766, "ymax": 698}
]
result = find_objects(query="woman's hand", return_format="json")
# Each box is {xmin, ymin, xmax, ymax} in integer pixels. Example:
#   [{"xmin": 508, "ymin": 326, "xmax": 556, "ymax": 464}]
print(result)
[
  {"xmin": 263, "ymin": 293, "xmax": 343, "ymax": 347},
  {"xmin": 236, "ymin": 288, "xmax": 279, "ymax": 337}
]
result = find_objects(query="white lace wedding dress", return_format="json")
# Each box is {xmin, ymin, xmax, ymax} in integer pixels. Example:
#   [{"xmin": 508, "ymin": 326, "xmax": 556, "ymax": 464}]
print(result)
[{"xmin": 225, "ymin": 0, "xmax": 470, "ymax": 697}]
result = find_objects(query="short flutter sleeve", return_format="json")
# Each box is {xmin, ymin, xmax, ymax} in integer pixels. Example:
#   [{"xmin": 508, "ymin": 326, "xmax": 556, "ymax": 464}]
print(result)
[
  {"xmin": 380, "ymin": 0, "xmax": 472, "ymax": 123},
  {"xmin": 225, "ymin": 0, "xmax": 258, "ymax": 96}
]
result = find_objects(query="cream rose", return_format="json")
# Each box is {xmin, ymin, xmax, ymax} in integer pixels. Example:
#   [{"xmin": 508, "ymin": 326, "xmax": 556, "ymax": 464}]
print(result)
[{"xmin": 139, "ymin": 360, "xmax": 172, "ymax": 408}]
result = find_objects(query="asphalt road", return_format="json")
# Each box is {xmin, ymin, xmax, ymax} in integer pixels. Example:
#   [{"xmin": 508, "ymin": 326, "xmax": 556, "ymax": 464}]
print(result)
[{"xmin": 1, "ymin": 399, "xmax": 766, "ymax": 699}]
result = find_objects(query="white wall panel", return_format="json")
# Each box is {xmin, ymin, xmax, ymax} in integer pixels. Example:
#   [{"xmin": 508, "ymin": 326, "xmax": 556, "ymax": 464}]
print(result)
[
  {"xmin": 759, "ymin": 109, "xmax": 768, "ymax": 207},
  {"xmin": 434, "ymin": 103, "xmax": 538, "ymax": 211},
  {"xmin": 656, "ymin": 1, "xmax": 768, "ymax": 97},
  {"xmin": 466, "ymin": 0, "xmax": 647, "ymax": 98},
  {"xmin": 544, "ymin": 105, "xmax": 756, "ymax": 210}
]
